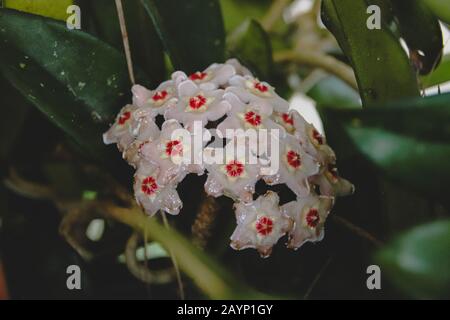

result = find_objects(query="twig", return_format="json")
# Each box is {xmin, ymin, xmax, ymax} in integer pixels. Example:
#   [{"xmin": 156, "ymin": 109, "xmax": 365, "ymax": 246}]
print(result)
[
  {"xmin": 331, "ymin": 215, "xmax": 383, "ymax": 247},
  {"xmin": 125, "ymin": 232, "xmax": 175, "ymax": 285},
  {"xmin": 303, "ymin": 254, "xmax": 334, "ymax": 300},
  {"xmin": 262, "ymin": 0, "xmax": 291, "ymax": 32},
  {"xmin": 3, "ymin": 168, "xmax": 54, "ymax": 200},
  {"xmin": 274, "ymin": 50, "xmax": 358, "ymax": 90},
  {"xmin": 161, "ymin": 212, "xmax": 185, "ymax": 300},
  {"xmin": 115, "ymin": 0, "xmax": 136, "ymax": 85}
]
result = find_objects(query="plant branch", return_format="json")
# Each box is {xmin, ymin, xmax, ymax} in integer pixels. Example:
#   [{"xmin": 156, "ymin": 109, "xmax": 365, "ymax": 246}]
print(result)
[
  {"xmin": 262, "ymin": 0, "xmax": 291, "ymax": 32},
  {"xmin": 100, "ymin": 202, "xmax": 266, "ymax": 299},
  {"xmin": 115, "ymin": 0, "xmax": 135, "ymax": 85},
  {"xmin": 303, "ymin": 254, "xmax": 334, "ymax": 300},
  {"xmin": 331, "ymin": 215, "xmax": 383, "ymax": 247},
  {"xmin": 125, "ymin": 232, "xmax": 175, "ymax": 285},
  {"xmin": 161, "ymin": 212, "xmax": 185, "ymax": 300},
  {"xmin": 274, "ymin": 50, "xmax": 358, "ymax": 90}
]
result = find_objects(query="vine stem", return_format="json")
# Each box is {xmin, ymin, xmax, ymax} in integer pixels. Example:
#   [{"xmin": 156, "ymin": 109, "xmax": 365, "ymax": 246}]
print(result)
[
  {"xmin": 331, "ymin": 215, "xmax": 383, "ymax": 247},
  {"xmin": 303, "ymin": 255, "xmax": 334, "ymax": 300},
  {"xmin": 274, "ymin": 50, "xmax": 358, "ymax": 90},
  {"xmin": 262, "ymin": 0, "xmax": 291, "ymax": 32},
  {"xmin": 161, "ymin": 212, "xmax": 185, "ymax": 300},
  {"xmin": 115, "ymin": 0, "xmax": 136, "ymax": 85}
]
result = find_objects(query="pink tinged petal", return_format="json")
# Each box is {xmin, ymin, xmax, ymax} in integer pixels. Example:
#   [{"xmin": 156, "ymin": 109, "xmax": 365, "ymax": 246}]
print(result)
[
  {"xmin": 225, "ymin": 59, "xmax": 253, "ymax": 77},
  {"xmin": 272, "ymin": 111, "xmax": 295, "ymax": 134},
  {"xmin": 210, "ymin": 64, "xmax": 236, "ymax": 86},
  {"xmin": 229, "ymin": 75, "xmax": 289, "ymax": 112},
  {"xmin": 230, "ymin": 191, "xmax": 293, "ymax": 258},
  {"xmin": 263, "ymin": 135, "xmax": 319, "ymax": 197},
  {"xmin": 282, "ymin": 195, "xmax": 334, "ymax": 249},
  {"xmin": 178, "ymin": 80, "xmax": 199, "ymax": 98},
  {"xmin": 311, "ymin": 165, "xmax": 355, "ymax": 197},
  {"xmin": 131, "ymin": 85, "xmax": 152, "ymax": 108},
  {"xmin": 291, "ymin": 110, "xmax": 336, "ymax": 165},
  {"xmin": 103, "ymin": 104, "xmax": 138, "ymax": 151},
  {"xmin": 133, "ymin": 162, "xmax": 183, "ymax": 216},
  {"xmin": 140, "ymin": 120, "xmax": 190, "ymax": 185},
  {"xmin": 205, "ymin": 157, "xmax": 260, "ymax": 202},
  {"xmin": 122, "ymin": 114, "xmax": 160, "ymax": 167},
  {"xmin": 171, "ymin": 71, "xmax": 188, "ymax": 86}
]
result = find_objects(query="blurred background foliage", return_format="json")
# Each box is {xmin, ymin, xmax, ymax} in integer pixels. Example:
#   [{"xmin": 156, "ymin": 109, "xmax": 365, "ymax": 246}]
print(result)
[{"xmin": 0, "ymin": 0, "xmax": 449, "ymax": 299}]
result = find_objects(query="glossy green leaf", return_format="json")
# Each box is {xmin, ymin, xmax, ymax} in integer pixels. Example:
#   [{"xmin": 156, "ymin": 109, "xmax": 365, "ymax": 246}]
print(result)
[
  {"xmin": 77, "ymin": 0, "xmax": 165, "ymax": 88},
  {"xmin": 321, "ymin": 0, "xmax": 420, "ymax": 107},
  {"xmin": 377, "ymin": 220, "xmax": 450, "ymax": 299},
  {"xmin": 423, "ymin": 0, "xmax": 450, "ymax": 25},
  {"xmin": 0, "ymin": 9, "xmax": 140, "ymax": 160},
  {"xmin": 325, "ymin": 93, "xmax": 450, "ymax": 200},
  {"xmin": 392, "ymin": 0, "xmax": 443, "ymax": 75},
  {"xmin": 307, "ymin": 76, "xmax": 362, "ymax": 109},
  {"xmin": 4, "ymin": 0, "xmax": 73, "ymax": 20},
  {"xmin": 421, "ymin": 54, "xmax": 450, "ymax": 87},
  {"xmin": 141, "ymin": 0, "xmax": 225, "ymax": 74},
  {"xmin": 220, "ymin": 0, "xmax": 272, "ymax": 32},
  {"xmin": 227, "ymin": 19, "xmax": 273, "ymax": 79}
]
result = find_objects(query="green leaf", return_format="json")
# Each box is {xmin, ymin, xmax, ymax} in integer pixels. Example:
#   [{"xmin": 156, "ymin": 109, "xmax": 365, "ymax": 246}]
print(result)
[
  {"xmin": 76, "ymin": 0, "xmax": 166, "ymax": 87},
  {"xmin": 324, "ymin": 93, "xmax": 450, "ymax": 201},
  {"xmin": 421, "ymin": 54, "xmax": 450, "ymax": 87},
  {"xmin": 307, "ymin": 75, "xmax": 362, "ymax": 109},
  {"xmin": 220, "ymin": 0, "xmax": 272, "ymax": 32},
  {"xmin": 227, "ymin": 19, "xmax": 273, "ymax": 79},
  {"xmin": 141, "ymin": 0, "xmax": 225, "ymax": 74},
  {"xmin": 391, "ymin": 0, "xmax": 443, "ymax": 75},
  {"xmin": 4, "ymin": 0, "xmax": 73, "ymax": 21},
  {"xmin": 423, "ymin": 0, "xmax": 450, "ymax": 25},
  {"xmin": 321, "ymin": 0, "xmax": 420, "ymax": 107},
  {"xmin": 377, "ymin": 220, "xmax": 450, "ymax": 299},
  {"xmin": 0, "ymin": 9, "xmax": 141, "ymax": 161}
]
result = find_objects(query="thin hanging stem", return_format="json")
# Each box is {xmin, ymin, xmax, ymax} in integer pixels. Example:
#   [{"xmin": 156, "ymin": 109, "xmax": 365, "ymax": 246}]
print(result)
[
  {"xmin": 115, "ymin": 0, "xmax": 136, "ymax": 85},
  {"xmin": 303, "ymin": 254, "xmax": 334, "ymax": 300},
  {"xmin": 331, "ymin": 215, "xmax": 383, "ymax": 247},
  {"xmin": 161, "ymin": 212, "xmax": 185, "ymax": 300}
]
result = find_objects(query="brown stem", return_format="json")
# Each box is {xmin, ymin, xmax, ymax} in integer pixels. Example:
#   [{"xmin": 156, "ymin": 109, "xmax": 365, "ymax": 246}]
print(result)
[
  {"xmin": 115, "ymin": 0, "xmax": 135, "ymax": 84},
  {"xmin": 124, "ymin": 232, "xmax": 175, "ymax": 285},
  {"xmin": 274, "ymin": 50, "xmax": 358, "ymax": 90},
  {"xmin": 303, "ymin": 254, "xmax": 334, "ymax": 300},
  {"xmin": 331, "ymin": 215, "xmax": 383, "ymax": 247}
]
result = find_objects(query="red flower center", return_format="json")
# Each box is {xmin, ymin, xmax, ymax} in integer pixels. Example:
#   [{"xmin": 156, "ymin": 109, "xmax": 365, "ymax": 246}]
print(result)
[
  {"xmin": 255, "ymin": 216, "xmax": 274, "ymax": 236},
  {"xmin": 118, "ymin": 111, "xmax": 131, "ymax": 125},
  {"xmin": 152, "ymin": 90, "xmax": 168, "ymax": 102},
  {"xmin": 282, "ymin": 113, "xmax": 294, "ymax": 125},
  {"xmin": 254, "ymin": 82, "xmax": 269, "ymax": 93},
  {"xmin": 286, "ymin": 150, "xmax": 301, "ymax": 169},
  {"xmin": 305, "ymin": 208, "xmax": 320, "ymax": 228},
  {"xmin": 189, "ymin": 71, "xmax": 208, "ymax": 81},
  {"xmin": 244, "ymin": 111, "xmax": 262, "ymax": 127},
  {"xmin": 225, "ymin": 160, "xmax": 245, "ymax": 177},
  {"xmin": 165, "ymin": 140, "xmax": 183, "ymax": 157},
  {"xmin": 141, "ymin": 176, "xmax": 158, "ymax": 195},
  {"xmin": 312, "ymin": 129, "xmax": 324, "ymax": 145},
  {"xmin": 189, "ymin": 95, "xmax": 207, "ymax": 110}
]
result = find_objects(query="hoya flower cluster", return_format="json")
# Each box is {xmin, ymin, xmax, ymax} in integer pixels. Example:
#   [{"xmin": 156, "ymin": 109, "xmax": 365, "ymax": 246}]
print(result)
[{"xmin": 104, "ymin": 59, "xmax": 354, "ymax": 258}]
